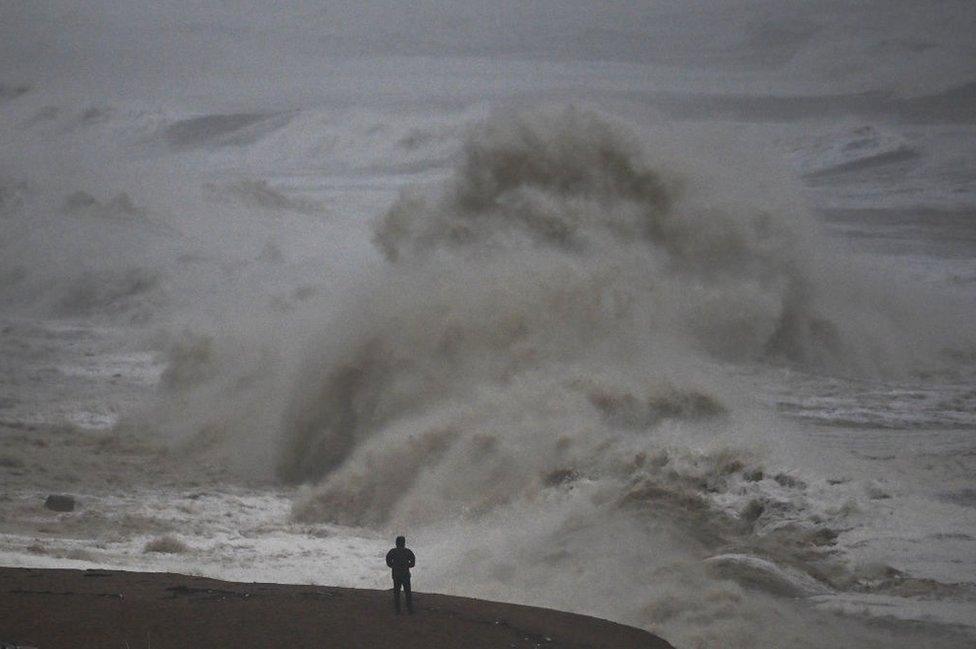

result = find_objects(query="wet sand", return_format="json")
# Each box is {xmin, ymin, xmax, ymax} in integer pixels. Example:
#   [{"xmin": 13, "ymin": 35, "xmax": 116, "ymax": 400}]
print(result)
[{"xmin": 0, "ymin": 567, "xmax": 674, "ymax": 648}]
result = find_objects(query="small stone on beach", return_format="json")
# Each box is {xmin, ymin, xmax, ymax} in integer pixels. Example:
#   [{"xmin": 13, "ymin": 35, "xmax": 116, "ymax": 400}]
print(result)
[{"xmin": 44, "ymin": 494, "xmax": 76, "ymax": 512}]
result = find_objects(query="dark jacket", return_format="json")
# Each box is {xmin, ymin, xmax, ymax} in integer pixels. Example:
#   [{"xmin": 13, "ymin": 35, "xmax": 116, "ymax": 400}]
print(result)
[{"xmin": 385, "ymin": 547, "xmax": 416, "ymax": 577}]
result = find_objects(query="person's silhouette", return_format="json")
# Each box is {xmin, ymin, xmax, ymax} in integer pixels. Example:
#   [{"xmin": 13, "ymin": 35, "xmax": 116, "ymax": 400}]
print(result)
[{"xmin": 385, "ymin": 535, "xmax": 416, "ymax": 614}]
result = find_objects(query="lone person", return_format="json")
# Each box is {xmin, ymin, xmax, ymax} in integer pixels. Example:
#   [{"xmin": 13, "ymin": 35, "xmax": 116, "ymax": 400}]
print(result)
[{"xmin": 385, "ymin": 535, "xmax": 415, "ymax": 614}]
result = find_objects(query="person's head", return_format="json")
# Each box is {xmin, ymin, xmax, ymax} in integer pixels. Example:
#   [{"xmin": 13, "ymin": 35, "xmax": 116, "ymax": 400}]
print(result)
[{"xmin": 396, "ymin": 535, "xmax": 406, "ymax": 548}]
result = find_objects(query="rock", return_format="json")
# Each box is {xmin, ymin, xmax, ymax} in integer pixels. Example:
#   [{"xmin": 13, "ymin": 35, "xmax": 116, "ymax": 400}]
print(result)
[{"xmin": 44, "ymin": 494, "xmax": 76, "ymax": 512}]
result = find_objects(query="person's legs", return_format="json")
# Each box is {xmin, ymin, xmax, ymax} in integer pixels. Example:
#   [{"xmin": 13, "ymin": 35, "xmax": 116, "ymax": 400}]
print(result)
[
  {"xmin": 403, "ymin": 574, "xmax": 413, "ymax": 614},
  {"xmin": 393, "ymin": 577, "xmax": 402, "ymax": 614}
]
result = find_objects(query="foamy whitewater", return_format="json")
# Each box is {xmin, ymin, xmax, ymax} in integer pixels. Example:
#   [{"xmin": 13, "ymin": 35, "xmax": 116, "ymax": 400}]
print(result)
[{"xmin": 2, "ymin": 2, "xmax": 976, "ymax": 647}]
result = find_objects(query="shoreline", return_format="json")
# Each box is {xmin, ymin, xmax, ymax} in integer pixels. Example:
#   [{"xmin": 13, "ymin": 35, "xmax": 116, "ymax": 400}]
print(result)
[{"xmin": 0, "ymin": 566, "xmax": 675, "ymax": 649}]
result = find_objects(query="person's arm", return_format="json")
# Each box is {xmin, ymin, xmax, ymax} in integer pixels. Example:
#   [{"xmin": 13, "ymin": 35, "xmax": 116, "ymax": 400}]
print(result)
[
  {"xmin": 386, "ymin": 550, "xmax": 394, "ymax": 567},
  {"xmin": 408, "ymin": 550, "xmax": 415, "ymax": 568}
]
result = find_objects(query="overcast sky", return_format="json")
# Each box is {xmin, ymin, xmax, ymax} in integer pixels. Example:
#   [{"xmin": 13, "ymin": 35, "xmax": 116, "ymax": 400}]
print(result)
[{"xmin": 3, "ymin": 1, "xmax": 975, "ymax": 105}]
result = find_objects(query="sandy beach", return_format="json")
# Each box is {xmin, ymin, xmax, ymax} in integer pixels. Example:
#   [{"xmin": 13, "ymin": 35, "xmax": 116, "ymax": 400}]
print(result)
[{"xmin": 0, "ymin": 567, "xmax": 674, "ymax": 648}]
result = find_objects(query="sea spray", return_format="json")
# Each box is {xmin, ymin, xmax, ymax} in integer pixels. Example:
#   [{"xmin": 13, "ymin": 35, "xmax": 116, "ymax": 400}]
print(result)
[
  {"xmin": 66, "ymin": 105, "xmax": 971, "ymax": 648},
  {"xmin": 278, "ymin": 105, "xmax": 897, "ymax": 493},
  {"xmin": 270, "ymin": 107, "xmax": 972, "ymax": 648}
]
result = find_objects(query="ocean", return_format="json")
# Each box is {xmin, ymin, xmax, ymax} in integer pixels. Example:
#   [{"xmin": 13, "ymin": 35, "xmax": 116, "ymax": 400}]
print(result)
[{"xmin": 2, "ymin": 3, "xmax": 975, "ymax": 647}]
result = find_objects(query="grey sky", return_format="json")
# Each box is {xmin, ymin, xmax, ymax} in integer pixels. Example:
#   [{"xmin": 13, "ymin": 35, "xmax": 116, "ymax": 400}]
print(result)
[{"xmin": 2, "ymin": 1, "xmax": 975, "ymax": 105}]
